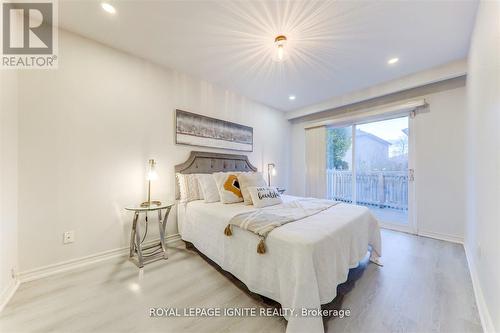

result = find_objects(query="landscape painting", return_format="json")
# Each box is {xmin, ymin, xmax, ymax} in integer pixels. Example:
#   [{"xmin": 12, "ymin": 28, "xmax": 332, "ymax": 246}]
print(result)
[{"xmin": 175, "ymin": 110, "xmax": 253, "ymax": 152}]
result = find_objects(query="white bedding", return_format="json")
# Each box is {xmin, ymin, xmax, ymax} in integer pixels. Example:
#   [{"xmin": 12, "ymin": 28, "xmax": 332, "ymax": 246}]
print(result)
[{"xmin": 178, "ymin": 195, "xmax": 381, "ymax": 333}]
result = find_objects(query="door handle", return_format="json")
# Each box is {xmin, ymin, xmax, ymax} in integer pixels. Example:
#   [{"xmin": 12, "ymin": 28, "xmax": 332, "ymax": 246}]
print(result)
[{"xmin": 409, "ymin": 169, "xmax": 415, "ymax": 182}]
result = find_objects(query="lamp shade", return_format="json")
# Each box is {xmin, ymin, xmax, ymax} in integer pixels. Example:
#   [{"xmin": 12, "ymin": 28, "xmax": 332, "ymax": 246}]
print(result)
[{"xmin": 147, "ymin": 159, "xmax": 158, "ymax": 181}]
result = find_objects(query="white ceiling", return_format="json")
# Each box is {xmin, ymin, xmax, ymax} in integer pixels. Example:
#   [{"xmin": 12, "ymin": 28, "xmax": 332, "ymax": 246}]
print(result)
[{"xmin": 58, "ymin": 0, "xmax": 478, "ymax": 112}]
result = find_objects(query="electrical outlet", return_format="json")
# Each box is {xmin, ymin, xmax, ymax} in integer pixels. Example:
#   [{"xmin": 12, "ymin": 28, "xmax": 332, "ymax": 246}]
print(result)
[{"xmin": 63, "ymin": 231, "xmax": 75, "ymax": 244}]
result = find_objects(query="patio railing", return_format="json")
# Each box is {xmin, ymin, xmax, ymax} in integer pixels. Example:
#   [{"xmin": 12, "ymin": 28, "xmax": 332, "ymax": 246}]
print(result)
[{"xmin": 326, "ymin": 169, "xmax": 408, "ymax": 210}]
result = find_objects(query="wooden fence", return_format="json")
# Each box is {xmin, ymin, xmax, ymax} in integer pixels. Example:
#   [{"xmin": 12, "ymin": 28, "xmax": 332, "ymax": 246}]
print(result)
[{"xmin": 326, "ymin": 170, "xmax": 408, "ymax": 210}]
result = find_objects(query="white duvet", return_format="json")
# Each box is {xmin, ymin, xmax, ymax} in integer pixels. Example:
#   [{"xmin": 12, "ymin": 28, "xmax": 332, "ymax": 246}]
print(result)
[{"xmin": 178, "ymin": 195, "xmax": 381, "ymax": 333}]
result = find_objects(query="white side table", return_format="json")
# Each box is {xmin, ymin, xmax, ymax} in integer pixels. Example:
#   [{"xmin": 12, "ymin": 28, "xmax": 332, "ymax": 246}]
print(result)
[{"xmin": 125, "ymin": 202, "xmax": 174, "ymax": 268}]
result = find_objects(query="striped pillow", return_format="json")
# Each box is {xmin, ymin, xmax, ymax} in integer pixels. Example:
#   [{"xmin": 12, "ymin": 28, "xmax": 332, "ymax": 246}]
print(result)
[{"xmin": 177, "ymin": 173, "xmax": 203, "ymax": 202}]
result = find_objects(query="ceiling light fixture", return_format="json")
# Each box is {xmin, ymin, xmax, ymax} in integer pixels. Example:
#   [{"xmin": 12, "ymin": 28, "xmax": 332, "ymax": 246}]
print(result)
[
  {"xmin": 289, "ymin": 95, "xmax": 296, "ymax": 101},
  {"xmin": 274, "ymin": 35, "xmax": 287, "ymax": 62},
  {"xmin": 101, "ymin": 2, "xmax": 116, "ymax": 14},
  {"xmin": 388, "ymin": 57, "xmax": 399, "ymax": 65}
]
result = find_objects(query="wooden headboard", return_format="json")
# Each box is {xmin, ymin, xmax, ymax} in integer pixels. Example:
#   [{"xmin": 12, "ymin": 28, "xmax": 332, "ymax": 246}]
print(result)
[{"xmin": 174, "ymin": 151, "xmax": 257, "ymax": 197}]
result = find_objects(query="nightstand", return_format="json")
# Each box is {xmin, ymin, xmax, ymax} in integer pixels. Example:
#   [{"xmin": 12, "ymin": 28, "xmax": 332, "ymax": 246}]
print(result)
[{"xmin": 125, "ymin": 202, "xmax": 174, "ymax": 268}]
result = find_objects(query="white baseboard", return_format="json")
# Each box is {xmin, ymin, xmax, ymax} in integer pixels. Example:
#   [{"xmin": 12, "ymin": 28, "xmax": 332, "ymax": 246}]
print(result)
[
  {"xmin": 381, "ymin": 226, "xmax": 464, "ymax": 245},
  {"xmin": 380, "ymin": 223, "xmax": 414, "ymax": 234},
  {"xmin": 18, "ymin": 234, "xmax": 182, "ymax": 283},
  {"xmin": 417, "ymin": 230, "xmax": 464, "ymax": 244},
  {"xmin": 0, "ymin": 279, "xmax": 20, "ymax": 313},
  {"xmin": 464, "ymin": 244, "xmax": 496, "ymax": 333}
]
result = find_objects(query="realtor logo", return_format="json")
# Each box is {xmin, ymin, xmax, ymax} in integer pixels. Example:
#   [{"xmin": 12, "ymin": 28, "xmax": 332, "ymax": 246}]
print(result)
[{"xmin": 1, "ymin": 0, "xmax": 58, "ymax": 68}]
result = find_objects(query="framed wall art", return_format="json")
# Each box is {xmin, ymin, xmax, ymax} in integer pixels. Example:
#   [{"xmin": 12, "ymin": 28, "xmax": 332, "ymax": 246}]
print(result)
[{"xmin": 175, "ymin": 109, "xmax": 253, "ymax": 152}]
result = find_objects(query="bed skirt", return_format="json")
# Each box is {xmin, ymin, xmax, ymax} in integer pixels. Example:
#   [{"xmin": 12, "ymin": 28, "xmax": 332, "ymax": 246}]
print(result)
[{"xmin": 184, "ymin": 240, "xmax": 369, "ymax": 329}]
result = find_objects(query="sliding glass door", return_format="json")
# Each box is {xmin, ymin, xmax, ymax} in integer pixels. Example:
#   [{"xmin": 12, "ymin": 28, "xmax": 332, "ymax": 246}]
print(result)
[
  {"xmin": 326, "ymin": 115, "xmax": 414, "ymax": 232},
  {"xmin": 355, "ymin": 116, "xmax": 410, "ymax": 228}
]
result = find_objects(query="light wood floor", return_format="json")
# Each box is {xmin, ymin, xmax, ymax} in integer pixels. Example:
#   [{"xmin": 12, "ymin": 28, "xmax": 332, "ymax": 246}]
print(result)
[{"xmin": 0, "ymin": 230, "xmax": 482, "ymax": 333}]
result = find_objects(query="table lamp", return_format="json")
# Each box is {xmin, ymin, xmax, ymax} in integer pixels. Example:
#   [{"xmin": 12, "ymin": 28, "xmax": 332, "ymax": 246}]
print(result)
[
  {"xmin": 267, "ymin": 163, "xmax": 276, "ymax": 186},
  {"xmin": 141, "ymin": 159, "xmax": 162, "ymax": 207}
]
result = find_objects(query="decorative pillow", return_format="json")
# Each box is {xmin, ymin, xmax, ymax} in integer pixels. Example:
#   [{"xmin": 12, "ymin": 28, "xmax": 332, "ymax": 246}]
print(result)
[
  {"xmin": 177, "ymin": 173, "xmax": 187, "ymax": 201},
  {"xmin": 176, "ymin": 173, "xmax": 203, "ymax": 202},
  {"xmin": 191, "ymin": 174, "xmax": 205, "ymax": 200},
  {"xmin": 238, "ymin": 172, "xmax": 267, "ymax": 205},
  {"xmin": 197, "ymin": 174, "xmax": 220, "ymax": 203},
  {"xmin": 247, "ymin": 186, "xmax": 283, "ymax": 208},
  {"xmin": 213, "ymin": 172, "xmax": 243, "ymax": 204}
]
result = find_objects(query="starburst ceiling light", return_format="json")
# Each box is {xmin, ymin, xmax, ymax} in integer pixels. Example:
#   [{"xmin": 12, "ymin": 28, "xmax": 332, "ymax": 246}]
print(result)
[{"xmin": 274, "ymin": 35, "xmax": 287, "ymax": 62}]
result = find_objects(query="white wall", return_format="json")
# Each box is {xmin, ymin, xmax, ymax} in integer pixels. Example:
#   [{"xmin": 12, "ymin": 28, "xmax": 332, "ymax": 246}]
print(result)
[
  {"xmin": 413, "ymin": 87, "xmax": 466, "ymax": 240},
  {"xmin": 16, "ymin": 30, "xmax": 290, "ymax": 273},
  {"xmin": 465, "ymin": 1, "xmax": 500, "ymax": 331},
  {"xmin": 0, "ymin": 70, "xmax": 19, "ymax": 308},
  {"xmin": 289, "ymin": 85, "xmax": 467, "ymax": 241}
]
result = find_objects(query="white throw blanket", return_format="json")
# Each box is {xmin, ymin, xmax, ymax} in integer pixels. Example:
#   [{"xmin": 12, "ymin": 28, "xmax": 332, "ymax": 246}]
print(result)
[{"xmin": 224, "ymin": 198, "xmax": 339, "ymax": 254}]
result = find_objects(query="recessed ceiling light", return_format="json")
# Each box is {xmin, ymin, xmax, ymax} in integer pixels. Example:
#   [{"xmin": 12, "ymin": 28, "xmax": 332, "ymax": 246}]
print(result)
[
  {"xmin": 101, "ymin": 2, "xmax": 116, "ymax": 14},
  {"xmin": 388, "ymin": 57, "xmax": 399, "ymax": 65},
  {"xmin": 289, "ymin": 95, "xmax": 296, "ymax": 101}
]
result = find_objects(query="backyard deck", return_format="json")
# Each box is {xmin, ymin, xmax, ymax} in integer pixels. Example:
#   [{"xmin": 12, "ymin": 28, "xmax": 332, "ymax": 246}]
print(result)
[{"xmin": 327, "ymin": 169, "xmax": 409, "ymax": 225}]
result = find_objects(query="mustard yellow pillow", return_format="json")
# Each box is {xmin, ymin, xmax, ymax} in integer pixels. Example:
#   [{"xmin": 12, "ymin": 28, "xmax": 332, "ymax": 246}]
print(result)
[{"xmin": 213, "ymin": 172, "xmax": 243, "ymax": 204}]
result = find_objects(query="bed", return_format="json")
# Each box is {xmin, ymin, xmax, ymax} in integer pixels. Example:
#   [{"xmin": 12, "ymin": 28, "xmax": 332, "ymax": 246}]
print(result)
[{"xmin": 175, "ymin": 151, "xmax": 382, "ymax": 333}]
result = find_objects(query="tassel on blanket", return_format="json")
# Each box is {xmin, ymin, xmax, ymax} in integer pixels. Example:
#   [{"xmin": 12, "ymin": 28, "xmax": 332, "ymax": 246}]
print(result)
[
  {"xmin": 224, "ymin": 224, "xmax": 232, "ymax": 236},
  {"xmin": 369, "ymin": 251, "xmax": 383, "ymax": 266},
  {"xmin": 257, "ymin": 239, "xmax": 266, "ymax": 254}
]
